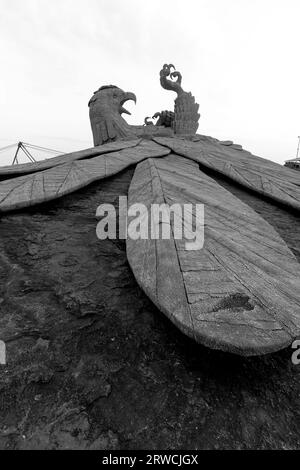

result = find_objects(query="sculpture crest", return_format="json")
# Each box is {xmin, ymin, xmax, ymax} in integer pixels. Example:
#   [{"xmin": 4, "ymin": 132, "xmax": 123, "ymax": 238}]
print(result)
[{"xmin": 159, "ymin": 63, "xmax": 200, "ymax": 135}]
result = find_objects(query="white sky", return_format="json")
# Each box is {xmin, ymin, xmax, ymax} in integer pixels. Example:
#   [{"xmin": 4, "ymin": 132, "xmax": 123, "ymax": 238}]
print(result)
[{"xmin": 0, "ymin": 0, "xmax": 299, "ymax": 165}]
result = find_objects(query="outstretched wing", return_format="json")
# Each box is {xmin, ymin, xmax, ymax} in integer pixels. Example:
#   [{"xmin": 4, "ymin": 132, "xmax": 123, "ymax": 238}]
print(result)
[
  {"xmin": 126, "ymin": 154, "xmax": 300, "ymax": 355},
  {"xmin": 0, "ymin": 140, "xmax": 141, "ymax": 178},
  {"xmin": 0, "ymin": 141, "xmax": 170, "ymax": 212},
  {"xmin": 154, "ymin": 137, "xmax": 300, "ymax": 212},
  {"xmin": 1, "ymin": 134, "xmax": 300, "ymax": 356}
]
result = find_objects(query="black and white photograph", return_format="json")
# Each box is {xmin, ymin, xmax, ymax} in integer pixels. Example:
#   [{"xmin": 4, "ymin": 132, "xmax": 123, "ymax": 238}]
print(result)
[{"xmin": 0, "ymin": 0, "xmax": 299, "ymax": 456}]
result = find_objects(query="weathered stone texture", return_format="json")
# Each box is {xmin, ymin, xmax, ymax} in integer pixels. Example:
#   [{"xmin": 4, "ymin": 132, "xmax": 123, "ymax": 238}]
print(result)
[{"xmin": 0, "ymin": 169, "xmax": 299, "ymax": 449}]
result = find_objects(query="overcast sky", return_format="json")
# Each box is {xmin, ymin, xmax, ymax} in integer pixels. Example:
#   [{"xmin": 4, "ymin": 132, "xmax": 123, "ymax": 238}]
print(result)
[{"xmin": 0, "ymin": 0, "xmax": 299, "ymax": 165}]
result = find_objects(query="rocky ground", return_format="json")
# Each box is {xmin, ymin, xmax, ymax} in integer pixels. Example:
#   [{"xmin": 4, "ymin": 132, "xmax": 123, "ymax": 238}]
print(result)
[{"xmin": 0, "ymin": 166, "xmax": 299, "ymax": 450}]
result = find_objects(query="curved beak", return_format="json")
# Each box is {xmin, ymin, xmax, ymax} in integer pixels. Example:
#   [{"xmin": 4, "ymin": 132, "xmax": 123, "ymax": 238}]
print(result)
[{"xmin": 119, "ymin": 92, "xmax": 137, "ymax": 115}]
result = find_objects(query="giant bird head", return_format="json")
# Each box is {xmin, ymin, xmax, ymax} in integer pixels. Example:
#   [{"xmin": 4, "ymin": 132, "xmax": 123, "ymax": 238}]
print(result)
[{"xmin": 89, "ymin": 85, "xmax": 137, "ymax": 146}]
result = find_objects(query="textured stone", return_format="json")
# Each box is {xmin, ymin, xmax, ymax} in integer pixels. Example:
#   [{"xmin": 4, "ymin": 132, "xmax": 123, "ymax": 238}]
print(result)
[
  {"xmin": 0, "ymin": 170, "xmax": 300, "ymax": 449},
  {"xmin": 127, "ymin": 155, "xmax": 300, "ymax": 355},
  {"xmin": 154, "ymin": 137, "xmax": 300, "ymax": 211},
  {"xmin": 0, "ymin": 140, "xmax": 169, "ymax": 213}
]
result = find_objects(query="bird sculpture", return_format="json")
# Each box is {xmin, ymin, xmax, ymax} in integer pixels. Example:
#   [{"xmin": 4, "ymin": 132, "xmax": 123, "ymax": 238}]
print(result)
[{"xmin": 0, "ymin": 64, "xmax": 300, "ymax": 356}]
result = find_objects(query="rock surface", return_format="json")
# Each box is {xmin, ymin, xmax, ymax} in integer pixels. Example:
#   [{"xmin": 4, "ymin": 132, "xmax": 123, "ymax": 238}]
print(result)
[{"xmin": 0, "ymin": 169, "xmax": 299, "ymax": 449}]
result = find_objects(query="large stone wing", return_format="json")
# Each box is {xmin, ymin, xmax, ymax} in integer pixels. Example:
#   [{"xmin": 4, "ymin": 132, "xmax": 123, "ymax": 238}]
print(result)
[
  {"xmin": 0, "ymin": 141, "xmax": 170, "ymax": 213},
  {"xmin": 154, "ymin": 137, "xmax": 300, "ymax": 212},
  {"xmin": 126, "ymin": 154, "xmax": 300, "ymax": 355},
  {"xmin": 0, "ymin": 140, "xmax": 141, "ymax": 177}
]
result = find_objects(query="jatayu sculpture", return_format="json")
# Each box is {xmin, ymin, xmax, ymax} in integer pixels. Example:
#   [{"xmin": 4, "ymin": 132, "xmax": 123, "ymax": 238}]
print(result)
[
  {"xmin": 0, "ymin": 64, "xmax": 300, "ymax": 356},
  {"xmin": 88, "ymin": 63, "xmax": 200, "ymax": 145}
]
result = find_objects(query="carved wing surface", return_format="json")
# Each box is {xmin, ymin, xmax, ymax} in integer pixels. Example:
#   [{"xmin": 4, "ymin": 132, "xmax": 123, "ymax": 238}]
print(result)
[
  {"xmin": 154, "ymin": 138, "xmax": 300, "ymax": 212},
  {"xmin": 0, "ymin": 140, "xmax": 141, "ymax": 177},
  {"xmin": 0, "ymin": 141, "xmax": 170, "ymax": 212},
  {"xmin": 127, "ymin": 154, "xmax": 300, "ymax": 355}
]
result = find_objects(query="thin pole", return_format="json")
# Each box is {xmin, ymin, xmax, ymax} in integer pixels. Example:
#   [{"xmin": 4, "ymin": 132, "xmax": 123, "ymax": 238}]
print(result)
[
  {"xmin": 12, "ymin": 142, "xmax": 22, "ymax": 165},
  {"xmin": 20, "ymin": 143, "xmax": 36, "ymax": 163},
  {"xmin": 296, "ymin": 136, "xmax": 300, "ymax": 160}
]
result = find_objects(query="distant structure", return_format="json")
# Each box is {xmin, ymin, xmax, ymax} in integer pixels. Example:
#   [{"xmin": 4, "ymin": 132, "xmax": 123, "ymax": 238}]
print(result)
[
  {"xmin": 284, "ymin": 136, "xmax": 300, "ymax": 170},
  {"xmin": 0, "ymin": 142, "xmax": 62, "ymax": 165}
]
